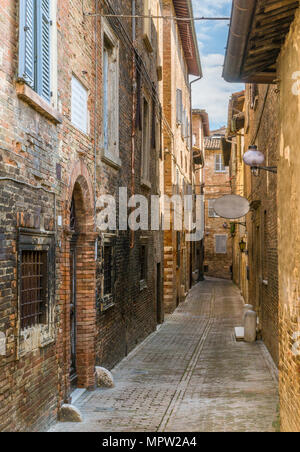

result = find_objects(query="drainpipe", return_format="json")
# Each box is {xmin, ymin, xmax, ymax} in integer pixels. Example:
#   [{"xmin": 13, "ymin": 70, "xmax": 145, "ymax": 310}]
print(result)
[
  {"xmin": 94, "ymin": 0, "xmax": 99, "ymax": 233},
  {"xmin": 189, "ymin": 77, "xmax": 202, "ymax": 282},
  {"xmin": 130, "ymin": 0, "xmax": 136, "ymax": 251},
  {"xmin": 223, "ymin": 0, "xmax": 257, "ymax": 82}
]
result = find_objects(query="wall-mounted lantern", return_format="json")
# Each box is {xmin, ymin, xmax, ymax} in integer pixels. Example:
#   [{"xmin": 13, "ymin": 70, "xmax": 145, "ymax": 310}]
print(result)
[
  {"xmin": 243, "ymin": 145, "xmax": 277, "ymax": 175},
  {"xmin": 239, "ymin": 239, "xmax": 247, "ymax": 253}
]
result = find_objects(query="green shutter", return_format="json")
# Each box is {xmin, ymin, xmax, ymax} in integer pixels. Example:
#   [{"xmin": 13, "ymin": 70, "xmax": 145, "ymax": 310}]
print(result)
[
  {"xmin": 19, "ymin": 0, "xmax": 35, "ymax": 88},
  {"xmin": 37, "ymin": 0, "xmax": 51, "ymax": 102}
]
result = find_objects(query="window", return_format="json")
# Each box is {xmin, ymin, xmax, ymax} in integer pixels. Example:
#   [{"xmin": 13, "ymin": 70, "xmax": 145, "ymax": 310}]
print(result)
[
  {"xmin": 103, "ymin": 245, "xmax": 113, "ymax": 296},
  {"xmin": 18, "ymin": 230, "xmax": 55, "ymax": 351},
  {"xmin": 176, "ymin": 89, "xmax": 183, "ymax": 125},
  {"xmin": 215, "ymin": 154, "xmax": 226, "ymax": 173},
  {"xmin": 18, "ymin": 0, "xmax": 52, "ymax": 102},
  {"xmin": 140, "ymin": 245, "xmax": 147, "ymax": 282},
  {"xmin": 20, "ymin": 250, "xmax": 47, "ymax": 329},
  {"xmin": 215, "ymin": 235, "xmax": 227, "ymax": 254},
  {"xmin": 96, "ymin": 236, "xmax": 116, "ymax": 312},
  {"xmin": 71, "ymin": 76, "xmax": 88, "ymax": 134},
  {"xmin": 102, "ymin": 21, "xmax": 120, "ymax": 167},
  {"xmin": 142, "ymin": 95, "xmax": 151, "ymax": 184},
  {"xmin": 208, "ymin": 199, "xmax": 219, "ymax": 218},
  {"xmin": 143, "ymin": 0, "xmax": 153, "ymax": 52},
  {"xmin": 176, "ymin": 232, "xmax": 181, "ymax": 268}
]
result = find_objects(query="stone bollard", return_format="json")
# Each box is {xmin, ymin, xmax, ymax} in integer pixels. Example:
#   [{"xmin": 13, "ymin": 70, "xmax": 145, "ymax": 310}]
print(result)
[
  {"xmin": 244, "ymin": 304, "xmax": 254, "ymax": 319},
  {"xmin": 244, "ymin": 310, "xmax": 257, "ymax": 343}
]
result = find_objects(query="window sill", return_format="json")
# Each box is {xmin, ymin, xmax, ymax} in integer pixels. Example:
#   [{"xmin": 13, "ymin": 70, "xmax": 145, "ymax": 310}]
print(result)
[
  {"xmin": 140, "ymin": 280, "xmax": 148, "ymax": 291},
  {"xmin": 141, "ymin": 178, "xmax": 152, "ymax": 190},
  {"xmin": 16, "ymin": 82, "xmax": 62, "ymax": 125},
  {"xmin": 143, "ymin": 35, "xmax": 153, "ymax": 53},
  {"xmin": 102, "ymin": 152, "xmax": 121, "ymax": 170},
  {"xmin": 100, "ymin": 297, "xmax": 115, "ymax": 313}
]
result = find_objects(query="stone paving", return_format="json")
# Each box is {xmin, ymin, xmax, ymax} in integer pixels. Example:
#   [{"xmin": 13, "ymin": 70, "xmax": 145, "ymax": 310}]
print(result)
[{"xmin": 50, "ymin": 278, "xmax": 279, "ymax": 432}]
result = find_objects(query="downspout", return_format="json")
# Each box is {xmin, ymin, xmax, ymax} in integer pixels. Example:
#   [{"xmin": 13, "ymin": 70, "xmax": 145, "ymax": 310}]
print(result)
[
  {"xmin": 130, "ymin": 0, "xmax": 136, "ymax": 250},
  {"xmin": 189, "ymin": 77, "xmax": 202, "ymax": 282},
  {"xmin": 94, "ymin": 0, "xmax": 98, "ymax": 232}
]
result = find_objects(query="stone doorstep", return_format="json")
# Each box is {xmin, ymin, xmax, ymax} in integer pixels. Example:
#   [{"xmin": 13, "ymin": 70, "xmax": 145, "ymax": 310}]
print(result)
[
  {"xmin": 235, "ymin": 326, "xmax": 245, "ymax": 341},
  {"xmin": 71, "ymin": 388, "xmax": 86, "ymax": 405}
]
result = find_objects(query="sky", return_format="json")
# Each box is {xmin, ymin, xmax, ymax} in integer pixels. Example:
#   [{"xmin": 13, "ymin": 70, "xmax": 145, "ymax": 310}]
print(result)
[{"xmin": 191, "ymin": 0, "xmax": 244, "ymax": 131}]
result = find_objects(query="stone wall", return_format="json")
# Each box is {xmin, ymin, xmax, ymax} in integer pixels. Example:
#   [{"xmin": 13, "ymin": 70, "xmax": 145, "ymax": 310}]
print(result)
[{"xmin": 277, "ymin": 9, "xmax": 300, "ymax": 432}]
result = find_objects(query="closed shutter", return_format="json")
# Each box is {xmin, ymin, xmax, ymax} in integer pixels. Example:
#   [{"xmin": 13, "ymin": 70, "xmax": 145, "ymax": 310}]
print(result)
[
  {"xmin": 103, "ymin": 47, "xmax": 109, "ymax": 149},
  {"xmin": 37, "ymin": 0, "xmax": 51, "ymax": 101},
  {"xmin": 215, "ymin": 235, "xmax": 227, "ymax": 254},
  {"xmin": 19, "ymin": 0, "xmax": 35, "ymax": 88},
  {"xmin": 71, "ymin": 76, "xmax": 88, "ymax": 134},
  {"xmin": 208, "ymin": 199, "xmax": 215, "ymax": 217},
  {"xmin": 176, "ymin": 89, "xmax": 182, "ymax": 124}
]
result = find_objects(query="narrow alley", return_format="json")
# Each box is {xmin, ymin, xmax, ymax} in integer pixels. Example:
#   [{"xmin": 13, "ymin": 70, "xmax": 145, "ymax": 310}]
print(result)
[{"xmin": 50, "ymin": 279, "xmax": 278, "ymax": 433}]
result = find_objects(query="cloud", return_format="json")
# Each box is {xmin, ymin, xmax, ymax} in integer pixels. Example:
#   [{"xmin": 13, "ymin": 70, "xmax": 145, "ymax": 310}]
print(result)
[
  {"xmin": 191, "ymin": 0, "xmax": 244, "ymax": 130},
  {"xmin": 192, "ymin": 54, "xmax": 242, "ymax": 130}
]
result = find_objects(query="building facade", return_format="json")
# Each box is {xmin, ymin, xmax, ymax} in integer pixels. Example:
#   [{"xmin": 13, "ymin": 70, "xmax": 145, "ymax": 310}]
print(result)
[
  {"xmin": 0, "ymin": 0, "xmax": 166, "ymax": 432},
  {"xmin": 162, "ymin": 0, "xmax": 202, "ymax": 313},
  {"xmin": 223, "ymin": 0, "xmax": 300, "ymax": 432},
  {"xmin": 203, "ymin": 129, "xmax": 232, "ymax": 280},
  {"xmin": 191, "ymin": 109, "xmax": 209, "ymax": 282}
]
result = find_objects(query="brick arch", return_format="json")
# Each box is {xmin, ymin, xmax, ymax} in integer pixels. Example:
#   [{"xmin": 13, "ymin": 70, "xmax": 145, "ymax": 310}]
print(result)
[
  {"xmin": 66, "ymin": 160, "xmax": 95, "ymax": 230},
  {"xmin": 62, "ymin": 160, "xmax": 97, "ymax": 398}
]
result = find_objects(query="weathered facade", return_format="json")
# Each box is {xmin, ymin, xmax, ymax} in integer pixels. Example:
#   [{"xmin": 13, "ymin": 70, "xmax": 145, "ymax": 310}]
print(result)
[
  {"xmin": 223, "ymin": 0, "xmax": 300, "ymax": 432},
  {"xmin": 0, "ymin": 0, "xmax": 165, "ymax": 432},
  {"xmin": 191, "ymin": 109, "xmax": 209, "ymax": 282},
  {"xmin": 203, "ymin": 129, "xmax": 232, "ymax": 280},
  {"xmin": 227, "ymin": 86, "xmax": 279, "ymax": 366},
  {"xmin": 162, "ymin": 0, "xmax": 202, "ymax": 313}
]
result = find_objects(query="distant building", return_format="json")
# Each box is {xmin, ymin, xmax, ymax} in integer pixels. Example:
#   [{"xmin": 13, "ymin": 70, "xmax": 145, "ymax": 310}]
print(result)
[{"xmin": 203, "ymin": 129, "xmax": 232, "ymax": 280}]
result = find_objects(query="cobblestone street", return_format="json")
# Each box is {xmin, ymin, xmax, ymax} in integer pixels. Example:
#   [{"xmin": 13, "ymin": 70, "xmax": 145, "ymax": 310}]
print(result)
[{"xmin": 50, "ymin": 279, "xmax": 278, "ymax": 433}]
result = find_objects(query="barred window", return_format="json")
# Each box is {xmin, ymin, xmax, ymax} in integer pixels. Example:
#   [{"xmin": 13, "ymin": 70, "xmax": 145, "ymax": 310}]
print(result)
[
  {"xmin": 20, "ymin": 250, "xmax": 47, "ymax": 329},
  {"xmin": 140, "ymin": 245, "xmax": 148, "ymax": 282},
  {"xmin": 104, "ymin": 245, "xmax": 113, "ymax": 296}
]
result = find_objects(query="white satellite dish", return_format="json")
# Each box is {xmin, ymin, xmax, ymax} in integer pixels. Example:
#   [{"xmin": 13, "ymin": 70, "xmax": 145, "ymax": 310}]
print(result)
[{"xmin": 213, "ymin": 195, "xmax": 250, "ymax": 219}]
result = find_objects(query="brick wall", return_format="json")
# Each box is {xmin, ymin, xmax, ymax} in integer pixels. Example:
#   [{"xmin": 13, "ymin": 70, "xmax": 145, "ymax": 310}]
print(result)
[
  {"xmin": 244, "ymin": 84, "xmax": 279, "ymax": 366},
  {"xmin": 0, "ymin": 0, "xmax": 164, "ymax": 431},
  {"xmin": 162, "ymin": 0, "xmax": 193, "ymax": 313}
]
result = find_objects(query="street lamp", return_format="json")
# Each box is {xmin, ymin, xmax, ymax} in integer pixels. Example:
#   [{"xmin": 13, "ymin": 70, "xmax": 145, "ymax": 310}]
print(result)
[{"xmin": 243, "ymin": 145, "xmax": 277, "ymax": 175}]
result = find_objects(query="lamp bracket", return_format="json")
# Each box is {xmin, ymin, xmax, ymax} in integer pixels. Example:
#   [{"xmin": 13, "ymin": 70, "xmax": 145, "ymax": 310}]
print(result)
[{"xmin": 251, "ymin": 166, "xmax": 277, "ymax": 174}]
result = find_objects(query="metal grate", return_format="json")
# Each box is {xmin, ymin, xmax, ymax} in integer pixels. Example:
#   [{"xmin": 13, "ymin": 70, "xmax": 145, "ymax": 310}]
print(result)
[
  {"xmin": 140, "ymin": 245, "xmax": 147, "ymax": 281},
  {"xmin": 104, "ymin": 246, "xmax": 112, "ymax": 295},
  {"xmin": 20, "ymin": 250, "xmax": 47, "ymax": 329}
]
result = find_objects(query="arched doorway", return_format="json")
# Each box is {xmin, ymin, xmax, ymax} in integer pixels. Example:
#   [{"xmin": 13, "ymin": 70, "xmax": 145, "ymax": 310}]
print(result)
[{"xmin": 63, "ymin": 165, "xmax": 97, "ymax": 398}]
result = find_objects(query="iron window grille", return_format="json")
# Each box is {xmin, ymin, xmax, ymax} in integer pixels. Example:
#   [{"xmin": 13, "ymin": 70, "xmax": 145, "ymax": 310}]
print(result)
[
  {"xmin": 104, "ymin": 245, "xmax": 113, "ymax": 296},
  {"xmin": 96, "ymin": 235, "xmax": 116, "ymax": 312},
  {"xmin": 18, "ymin": 229, "xmax": 55, "ymax": 332},
  {"xmin": 20, "ymin": 250, "xmax": 47, "ymax": 329}
]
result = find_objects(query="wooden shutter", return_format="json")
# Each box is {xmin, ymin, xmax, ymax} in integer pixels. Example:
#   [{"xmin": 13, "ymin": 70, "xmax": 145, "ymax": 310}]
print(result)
[
  {"xmin": 19, "ymin": 0, "xmax": 35, "ymax": 88},
  {"xmin": 215, "ymin": 235, "xmax": 227, "ymax": 254},
  {"xmin": 37, "ymin": 0, "xmax": 51, "ymax": 101},
  {"xmin": 176, "ymin": 89, "xmax": 182, "ymax": 124},
  {"xmin": 71, "ymin": 76, "xmax": 88, "ymax": 134},
  {"xmin": 103, "ymin": 47, "xmax": 109, "ymax": 149},
  {"xmin": 208, "ymin": 199, "xmax": 216, "ymax": 218}
]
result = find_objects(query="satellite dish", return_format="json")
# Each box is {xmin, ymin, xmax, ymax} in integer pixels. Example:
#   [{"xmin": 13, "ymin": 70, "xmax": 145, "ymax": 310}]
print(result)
[{"xmin": 213, "ymin": 195, "xmax": 250, "ymax": 219}]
